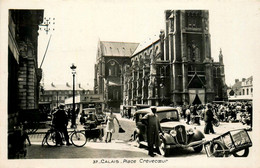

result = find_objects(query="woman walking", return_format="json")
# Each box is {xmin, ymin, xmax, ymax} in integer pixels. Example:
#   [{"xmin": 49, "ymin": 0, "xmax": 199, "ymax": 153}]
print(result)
[{"xmin": 105, "ymin": 108, "xmax": 121, "ymax": 143}]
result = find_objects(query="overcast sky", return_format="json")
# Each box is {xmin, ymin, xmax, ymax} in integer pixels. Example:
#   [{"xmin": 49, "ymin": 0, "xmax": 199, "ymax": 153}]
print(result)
[{"xmin": 2, "ymin": 0, "xmax": 260, "ymax": 89}]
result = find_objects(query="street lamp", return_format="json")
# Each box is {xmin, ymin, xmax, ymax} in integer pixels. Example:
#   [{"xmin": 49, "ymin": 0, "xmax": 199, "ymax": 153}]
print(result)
[{"xmin": 70, "ymin": 63, "xmax": 76, "ymax": 128}]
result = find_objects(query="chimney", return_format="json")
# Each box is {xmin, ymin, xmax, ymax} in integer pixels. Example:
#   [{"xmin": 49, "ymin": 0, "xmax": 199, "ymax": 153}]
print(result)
[
  {"xmin": 79, "ymin": 83, "xmax": 81, "ymax": 88},
  {"xmin": 242, "ymin": 78, "xmax": 246, "ymax": 82}
]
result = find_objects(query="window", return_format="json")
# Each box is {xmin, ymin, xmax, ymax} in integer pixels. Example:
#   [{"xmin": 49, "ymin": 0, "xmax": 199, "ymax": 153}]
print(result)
[{"xmin": 247, "ymin": 89, "xmax": 249, "ymax": 95}]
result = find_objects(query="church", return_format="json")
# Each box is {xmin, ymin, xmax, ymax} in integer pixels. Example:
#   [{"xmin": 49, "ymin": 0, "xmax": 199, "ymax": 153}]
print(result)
[{"xmin": 94, "ymin": 10, "xmax": 228, "ymax": 111}]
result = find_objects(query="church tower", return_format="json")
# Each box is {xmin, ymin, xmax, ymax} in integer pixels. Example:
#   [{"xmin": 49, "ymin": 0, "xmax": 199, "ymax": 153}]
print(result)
[{"xmin": 165, "ymin": 10, "xmax": 223, "ymax": 105}]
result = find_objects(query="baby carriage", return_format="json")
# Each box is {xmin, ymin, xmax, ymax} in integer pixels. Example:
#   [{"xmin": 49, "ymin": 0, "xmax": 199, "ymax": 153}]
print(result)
[{"xmin": 83, "ymin": 113, "xmax": 104, "ymax": 142}]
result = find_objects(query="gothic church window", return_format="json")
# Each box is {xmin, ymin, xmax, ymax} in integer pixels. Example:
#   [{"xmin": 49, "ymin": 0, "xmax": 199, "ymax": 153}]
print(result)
[{"xmin": 108, "ymin": 60, "xmax": 119, "ymax": 76}]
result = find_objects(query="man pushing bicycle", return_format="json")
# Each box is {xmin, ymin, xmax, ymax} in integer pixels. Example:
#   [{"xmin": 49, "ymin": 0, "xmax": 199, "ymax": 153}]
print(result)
[{"xmin": 52, "ymin": 104, "xmax": 72, "ymax": 146}]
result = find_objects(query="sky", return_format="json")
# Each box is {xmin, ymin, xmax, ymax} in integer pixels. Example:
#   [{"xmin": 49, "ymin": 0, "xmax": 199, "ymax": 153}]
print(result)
[{"xmin": 3, "ymin": 0, "xmax": 260, "ymax": 89}]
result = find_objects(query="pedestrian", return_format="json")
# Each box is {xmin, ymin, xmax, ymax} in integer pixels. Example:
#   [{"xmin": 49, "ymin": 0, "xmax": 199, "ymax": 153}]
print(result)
[
  {"xmin": 186, "ymin": 106, "xmax": 191, "ymax": 124},
  {"xmin": 204, "ymin": 103, "xmax": 215, "ymax": 134},
  {"xmin": 141, "ymin": 107, "xmax": 164, "ymax": 157},
  {"xmin": 52, "ymin": 104, "xmax": 72, "ymax": 146},
  {"xmin": 182, "ymin": 105, "xmax": 187, "ymax": 120},
  {"xmin": 105, "ymin": 108, "xmax": 121, "ymax": 143}
]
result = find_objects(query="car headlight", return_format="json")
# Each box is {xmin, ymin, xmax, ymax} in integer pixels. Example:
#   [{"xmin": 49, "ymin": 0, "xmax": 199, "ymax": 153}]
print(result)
[
  {"xmin": 170, "ymin": 130, "xmax": 177, "ymax": 137},
  {"xmin": 187, "ymin": 128, "xmax": 194, "ymax": 134}
]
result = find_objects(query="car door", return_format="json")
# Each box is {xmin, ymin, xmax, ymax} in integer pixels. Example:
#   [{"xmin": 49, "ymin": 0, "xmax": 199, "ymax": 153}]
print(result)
[{"xmin": 136, "ymin": 113, "xmax": 147, "ymax": 141}]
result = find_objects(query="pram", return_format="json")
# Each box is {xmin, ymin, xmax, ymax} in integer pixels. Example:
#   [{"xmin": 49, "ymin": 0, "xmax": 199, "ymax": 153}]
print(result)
[{"xmin": 84, "ymin": 121, "xmax": 104, "ymax": 142}]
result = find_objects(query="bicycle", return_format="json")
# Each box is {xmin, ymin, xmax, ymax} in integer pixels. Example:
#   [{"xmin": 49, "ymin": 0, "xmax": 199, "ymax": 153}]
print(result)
[{"xmin": 42, "ymin": 124, "xmax": 87, "ymax": 147}]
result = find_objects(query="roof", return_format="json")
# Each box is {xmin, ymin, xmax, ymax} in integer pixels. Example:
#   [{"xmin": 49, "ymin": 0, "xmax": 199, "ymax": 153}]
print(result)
[
  {"xmin": 43, "ymin": 83, "xmax": 92, "ymax": 91},
  {"xmin": 100, "ymin": 41, "xmax": 139, "ymax": 57},
  {"xmin": 132, "ymin": 34, "xmax": 160, "ymax": 56}
]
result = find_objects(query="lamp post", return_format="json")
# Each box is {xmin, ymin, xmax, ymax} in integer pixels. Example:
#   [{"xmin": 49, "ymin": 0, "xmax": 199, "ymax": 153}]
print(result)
[{"xmin": 70, "ymin": 64, "xmax": 76, "ymax": 128}]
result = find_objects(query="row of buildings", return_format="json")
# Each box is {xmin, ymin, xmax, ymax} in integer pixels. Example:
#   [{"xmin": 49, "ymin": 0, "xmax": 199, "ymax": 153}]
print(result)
[
  {"xmin": 39, "ymin": 83, "xmax": 103, "ymax": 113},
  {"xmin": 227, "ymin": 76, "xmax": 253, "ymax": 102}
]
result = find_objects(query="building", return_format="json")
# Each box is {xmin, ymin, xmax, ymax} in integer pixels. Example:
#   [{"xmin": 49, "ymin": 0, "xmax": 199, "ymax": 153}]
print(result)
[
  {"xmin": 39, "ymin": 82, "xmax": 92, "ymax": 110},
  {"xmin": 8, "ymin": 9, "xmax": 44, "ymax": 158},
  {"xmin": 94, "ymin": 10, "xmax": 228, "ymax": 111},
  {"xmin": 123, "ymin": 10, "xmax": 227, "ymax": 107},
  {"xmin": 94, "ymin": 41, "xmax": 139, "ymax": 112},
  {"xmin": 65, "ymin": 93, "xmax": 103, "ymax": 113},
  {"xmin": 228, "ymin": 76, "xmax": 253, "ymax": 102}
]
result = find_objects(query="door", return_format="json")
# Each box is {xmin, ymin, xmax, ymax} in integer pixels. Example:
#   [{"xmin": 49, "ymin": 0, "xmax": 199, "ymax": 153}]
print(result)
[{"xmin": 189, "ymin": 89, "xmax": 205, "ymax": 104}]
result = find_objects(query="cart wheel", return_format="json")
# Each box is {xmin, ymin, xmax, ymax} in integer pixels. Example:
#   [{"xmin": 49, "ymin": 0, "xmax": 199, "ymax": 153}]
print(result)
[
  {"xmin": 209, "ymin": 141, "xmax": 228, "ymax": 157},
  {"xmin": 233, "ymin": 147, "xmax": 249, "ymax": 157}
]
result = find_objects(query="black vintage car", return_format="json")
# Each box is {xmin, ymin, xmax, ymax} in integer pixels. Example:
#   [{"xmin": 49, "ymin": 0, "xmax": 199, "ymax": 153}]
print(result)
[{"xmin": 133, "ymin": 106, "xmax": 205, "ymax": 156}]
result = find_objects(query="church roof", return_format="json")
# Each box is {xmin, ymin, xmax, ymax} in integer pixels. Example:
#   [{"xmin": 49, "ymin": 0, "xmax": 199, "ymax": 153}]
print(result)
[
  {"xmin": 100, "ymin": 41, "xmax": 139, "ymax": 57},
  {"xmin": 132, "ymin": 34, "xmax": 160, "ymax": 56}
]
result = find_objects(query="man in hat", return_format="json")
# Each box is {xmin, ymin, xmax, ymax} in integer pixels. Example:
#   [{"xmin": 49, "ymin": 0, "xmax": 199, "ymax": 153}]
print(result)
[
  {"xmin": 142, "ymin": 107, "xmax": 163, "ymax": 157},
  {"xmin": 204, "ymin": 103, "xmax": 215, "ymax": 134},
  {"xmin": 52, "ymin": 104, "xmax": 72, "ymax": 146}
]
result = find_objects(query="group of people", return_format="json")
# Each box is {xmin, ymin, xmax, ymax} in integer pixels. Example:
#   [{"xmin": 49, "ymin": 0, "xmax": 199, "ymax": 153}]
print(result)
[
  {"xmin": 51, "ymin": 104, "xmax": 123, "ymax": 146},
  {"xmin": 179, "ymin": 101, "xmax": 253, "ymax": 134}
]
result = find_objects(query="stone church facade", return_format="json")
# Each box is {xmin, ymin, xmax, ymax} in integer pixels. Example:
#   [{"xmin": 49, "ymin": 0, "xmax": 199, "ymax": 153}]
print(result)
[
  {"xmin": 123, "ymin": 10, "xmax": 227, "ymax": 107},
  {"xmin": 95, "ymin": 10, "xmax": 228, "ymax": 111}
]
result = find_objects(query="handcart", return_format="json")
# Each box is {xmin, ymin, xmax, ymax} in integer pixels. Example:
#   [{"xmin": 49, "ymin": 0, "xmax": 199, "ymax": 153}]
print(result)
[{"xmin": 203, "ymin": 128, "xmax": 252, "ymax": 157}]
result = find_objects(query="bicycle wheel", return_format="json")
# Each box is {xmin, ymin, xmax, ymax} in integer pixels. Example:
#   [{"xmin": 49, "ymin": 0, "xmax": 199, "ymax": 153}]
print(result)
[
  {"xmin": 46, "ymin": 130, "xmax": 61, "ymax": 147},
  {"xmin": 71, "ymin": 131, "xmax": 87, "ymax": 147}
]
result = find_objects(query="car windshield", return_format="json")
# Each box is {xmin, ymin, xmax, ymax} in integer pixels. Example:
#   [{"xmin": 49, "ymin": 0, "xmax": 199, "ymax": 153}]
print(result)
[{"xmin": 157, "ymin": 110, "xmax": 179, "ymax": 123}]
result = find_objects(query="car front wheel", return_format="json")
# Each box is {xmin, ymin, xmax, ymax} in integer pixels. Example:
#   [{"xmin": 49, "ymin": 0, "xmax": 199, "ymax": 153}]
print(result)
[
  {"xmin": 159, "ymin": 140, "xmax": 169, "ymax": 157},
  {"xmin": 134, "ymin": 134, "xmax": 140, "ymax": 148}
]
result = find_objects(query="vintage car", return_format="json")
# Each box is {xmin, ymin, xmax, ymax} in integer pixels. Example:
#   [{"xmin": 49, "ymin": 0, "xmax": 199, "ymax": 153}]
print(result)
[
  {"xmin": 80, "ymin": 108, "xmax": 105, "ymax": 125},
  {"xmin": 133, "ymin": 106, "xmax": 205, "ymax": 156}
]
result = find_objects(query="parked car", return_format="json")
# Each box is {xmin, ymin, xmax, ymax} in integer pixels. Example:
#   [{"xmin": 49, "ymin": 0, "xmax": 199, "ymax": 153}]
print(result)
[
  {"xmin": 80, "ymin": 108, "xmax": 105, "ymax": 125},
  {"xmin": 133, "ymin": 106, "xmax": 205, "ymax": 156}
]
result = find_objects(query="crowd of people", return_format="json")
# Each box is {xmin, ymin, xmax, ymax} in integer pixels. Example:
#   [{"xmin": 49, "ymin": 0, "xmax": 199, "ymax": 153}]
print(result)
[{"xmin": 179, "ymin": 101, "xmax": 252, "ymax": 128}]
